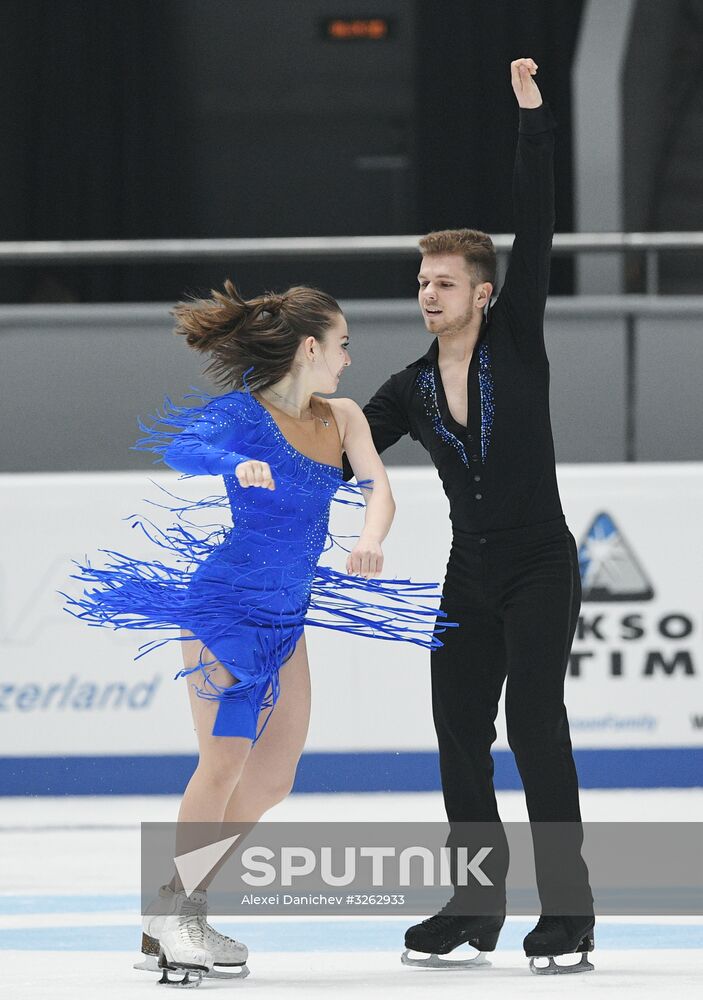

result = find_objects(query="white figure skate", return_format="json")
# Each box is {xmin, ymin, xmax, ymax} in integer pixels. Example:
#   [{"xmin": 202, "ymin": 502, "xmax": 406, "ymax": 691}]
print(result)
[{"xmin": 135, "ymin": 885, "xmax": 249, "ymax": 984}]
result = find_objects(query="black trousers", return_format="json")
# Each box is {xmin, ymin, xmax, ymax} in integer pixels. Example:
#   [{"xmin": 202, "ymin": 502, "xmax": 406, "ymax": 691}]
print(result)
[{"xmin": 432, "ymin": 516, "xmax": 592, "ymax": 915}]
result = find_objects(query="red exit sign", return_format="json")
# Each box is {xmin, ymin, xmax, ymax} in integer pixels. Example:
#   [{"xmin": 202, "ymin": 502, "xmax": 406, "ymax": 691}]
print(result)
[{"xmin": 321, "ymin": 17, "xmax": 394, "ymax": 41}]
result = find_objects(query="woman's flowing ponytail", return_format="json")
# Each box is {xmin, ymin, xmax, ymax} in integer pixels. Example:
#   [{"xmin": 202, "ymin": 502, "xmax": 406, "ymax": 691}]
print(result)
[{"xmin": 171, "ymin": 280, "xmax": 341, "ymax": 391}]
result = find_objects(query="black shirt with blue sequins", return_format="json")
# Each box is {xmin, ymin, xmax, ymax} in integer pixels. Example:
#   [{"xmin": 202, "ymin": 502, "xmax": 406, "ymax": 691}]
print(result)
[{"xmin": 343, "ymin": 104, "xmax": 564, "ymax": 535}]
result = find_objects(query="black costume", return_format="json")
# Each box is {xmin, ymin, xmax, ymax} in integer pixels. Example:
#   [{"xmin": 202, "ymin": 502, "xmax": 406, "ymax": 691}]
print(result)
[{"xmin": 343, "ymin": 104, "xmax": 592, "ymax": 919}]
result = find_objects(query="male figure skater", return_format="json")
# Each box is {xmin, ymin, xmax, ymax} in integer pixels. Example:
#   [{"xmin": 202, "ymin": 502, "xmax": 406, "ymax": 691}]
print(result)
[{"xmin": 344, "ymin": 59, "xmax": 594, "ymax": 973}]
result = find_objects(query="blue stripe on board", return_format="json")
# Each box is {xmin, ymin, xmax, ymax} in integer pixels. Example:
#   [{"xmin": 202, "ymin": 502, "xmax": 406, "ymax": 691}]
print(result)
[
  {"xmin": 0, "ymin": 896, "xmax": 139, "ymax": 916},
  {"xmin": 0, "ymin": 920, "xmax": 701, "ymax": 952},
  {"xmin": 0, "ymin": 748, "xmax": 701, "ymax": 796}
]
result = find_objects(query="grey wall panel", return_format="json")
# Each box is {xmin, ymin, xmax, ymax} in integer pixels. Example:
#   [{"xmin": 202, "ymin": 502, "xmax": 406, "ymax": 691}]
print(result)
[
  {"xmin": 635, "ymin": 317, "xmax": 703, "ymax": 461},
  {"xmin": 545, "ymin": 315, "xmax": 627, "ymax": 462},
  {"xmin": 1, "ymin": 300, "xmax": 701, "ymax": 472},
  {"xmin": 0, "ymin": 302, "xmax": 433, "ymax": 473},
  {"xmin": 0, "ymin": 306, "xmax": 201, "ymax": 473}
]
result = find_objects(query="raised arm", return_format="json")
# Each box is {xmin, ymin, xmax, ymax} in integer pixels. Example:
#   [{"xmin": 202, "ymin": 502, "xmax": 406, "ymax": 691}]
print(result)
[
  {"xmin": 341, "ymin": 373, "xmax": 410, "ymax": 481},
  {"xmin": 494, "ymin": 59, "xmax": 556, "ymax": 359},
  {"xmin": 331, "ymin": 397, "xmax": 396, "ymax": 578}
]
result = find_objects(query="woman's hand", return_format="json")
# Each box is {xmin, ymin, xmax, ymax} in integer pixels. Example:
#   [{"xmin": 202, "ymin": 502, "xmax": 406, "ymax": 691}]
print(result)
[
  {"xmin": 346, "ymin": 535, "xmax": 384, "ymax": 578},
  {"xmin": 235, "ymin": 460, "xmax": 276, "ymax": 490}
]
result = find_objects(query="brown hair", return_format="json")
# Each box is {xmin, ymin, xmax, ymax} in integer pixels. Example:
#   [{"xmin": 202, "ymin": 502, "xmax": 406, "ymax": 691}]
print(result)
[
  {"xmin": 172, "ymin": 280, "xmax": 342, "ymax": 391},
  {"xmin": 418, "ymin": 228, "xmax": 496, "ymax": 285}
]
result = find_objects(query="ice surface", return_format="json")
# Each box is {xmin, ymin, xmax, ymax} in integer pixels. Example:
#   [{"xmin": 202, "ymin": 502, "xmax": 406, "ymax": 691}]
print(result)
[{"xmin": 1, "ymin": 790, "xmax": 701, "ymax": 998}]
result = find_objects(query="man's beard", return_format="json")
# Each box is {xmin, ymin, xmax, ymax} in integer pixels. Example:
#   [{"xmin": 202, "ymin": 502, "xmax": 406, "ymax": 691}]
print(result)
[{"xmin": 431, "ymin": 305, "xmax": 474, "ymax": 338}]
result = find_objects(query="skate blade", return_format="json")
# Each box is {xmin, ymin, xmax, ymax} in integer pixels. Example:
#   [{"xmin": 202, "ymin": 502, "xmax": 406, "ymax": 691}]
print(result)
[
  {"xmin": 135, "ymin": 954, "xmax": 250, "ymax": 980},
  {"xmin": 200, "ymin": 964, "xmax": 250, "ymax": 981},
  {"xmin": 401, "ymin": 948, "xmax": 491, "ymax": 970},
  {"xmin": 156, "ymin": 966, "xmax": 204, "ymax": 988},
  {"xmin": 529, "ymin": 953, "xmax": 594, "ymax": 975}
]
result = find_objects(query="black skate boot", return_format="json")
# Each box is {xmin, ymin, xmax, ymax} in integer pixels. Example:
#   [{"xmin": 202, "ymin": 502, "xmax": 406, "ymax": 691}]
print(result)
[
  {"xmin": 524, "ymin": 914, "xmax": 595, "ymax": 975},
  {"xmin": 402, "ymin": 906, "xmax": 504, "ymax": 969}
]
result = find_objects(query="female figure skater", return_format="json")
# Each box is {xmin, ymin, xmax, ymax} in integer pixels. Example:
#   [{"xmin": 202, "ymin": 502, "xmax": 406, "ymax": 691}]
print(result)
[{"xmin": 66, "ymin": 280, "xmax": 449, "ymax": 985}]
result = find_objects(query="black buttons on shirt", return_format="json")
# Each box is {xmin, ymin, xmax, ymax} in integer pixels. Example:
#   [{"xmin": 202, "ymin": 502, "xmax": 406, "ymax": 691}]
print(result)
[{"xmin": 479, "ymin": 537, "xmax": 487, "ymax": 544}]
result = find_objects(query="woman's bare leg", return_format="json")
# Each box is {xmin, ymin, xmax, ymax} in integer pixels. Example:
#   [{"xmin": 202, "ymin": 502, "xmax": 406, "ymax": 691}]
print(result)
[
  {"xmin": 171, "ymin": 631, "xmax": 252, "ymax": 889},
  {"xmin": 169, "ymin": 631, "xmax": 310, "ymax": 893},
  {"xmin": 223, "ymin": 631, "xmax": 311, "ymax": 822}
]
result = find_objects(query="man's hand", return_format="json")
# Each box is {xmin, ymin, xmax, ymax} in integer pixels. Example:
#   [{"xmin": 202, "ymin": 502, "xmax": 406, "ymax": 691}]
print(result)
[
  {"xmin": 235, "ymin": 460, "xmax": 276, "ymax": 490},
  {"xmin": 510, "ymin": 58, "xmax": 542, "ymax": 109}
]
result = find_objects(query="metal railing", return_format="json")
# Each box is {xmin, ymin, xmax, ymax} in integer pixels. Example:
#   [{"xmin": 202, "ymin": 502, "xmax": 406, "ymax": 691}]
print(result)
[
  {"xmin": 1, "ymin": 234, "xmax": 701, "ymax": 464},
  {"xmin": 1, "ymin": 233, "xmax": 702, "ymax": 295}
]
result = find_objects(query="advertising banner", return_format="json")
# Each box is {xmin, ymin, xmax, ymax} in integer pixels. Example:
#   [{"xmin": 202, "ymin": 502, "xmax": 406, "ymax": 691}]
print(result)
[{"xmin": 0, "ymin": 464, "xmax": 700, "ymax": 791}]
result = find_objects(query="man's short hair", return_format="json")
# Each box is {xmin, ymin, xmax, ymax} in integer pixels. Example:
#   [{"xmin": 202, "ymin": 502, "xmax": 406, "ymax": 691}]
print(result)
[{"xmin": 418, "ymin": 229, "xmax": 496, "ymax": 285}]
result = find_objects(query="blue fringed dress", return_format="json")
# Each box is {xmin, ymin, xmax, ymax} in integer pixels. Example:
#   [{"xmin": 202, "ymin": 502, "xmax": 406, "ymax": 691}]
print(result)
[{"xmin": 64, "ymin": 388, "xmax": 451, "ymax": 740}]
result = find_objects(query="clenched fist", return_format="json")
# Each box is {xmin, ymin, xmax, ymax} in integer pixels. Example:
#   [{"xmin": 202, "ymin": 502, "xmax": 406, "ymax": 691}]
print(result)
[
  {"xmin": 510, "ymin": 58, "xmax": 542, "ymax": 109},
  {"xmin": 346, "ymin": 535, "xmax": 384, "ymax": 579},
  {"xmin": 235, "ymin": 460, "xmax": 276, "ymax": 490}
]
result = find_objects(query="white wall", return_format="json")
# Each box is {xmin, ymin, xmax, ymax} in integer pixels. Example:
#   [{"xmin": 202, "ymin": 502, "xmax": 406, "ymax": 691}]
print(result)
[{"xmin": 1, "ymin": 465, "xmax": 700, "ymax": 763}]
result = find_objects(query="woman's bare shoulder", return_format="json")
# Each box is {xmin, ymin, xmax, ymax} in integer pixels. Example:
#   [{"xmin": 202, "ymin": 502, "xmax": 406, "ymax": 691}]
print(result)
[
  {"xmin": 325, "ymin": 397, "xmax": 365, "ymax": 443},
  {"xmin": 326, "ymin": 397, "xmax": 363, "ymax": 418}
]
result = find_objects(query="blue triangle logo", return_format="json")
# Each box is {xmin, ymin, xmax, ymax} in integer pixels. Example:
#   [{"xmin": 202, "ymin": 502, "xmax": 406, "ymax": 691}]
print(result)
[{"xmin": 578, "ymin": 512, "xmax": 654, "ymax": 602}]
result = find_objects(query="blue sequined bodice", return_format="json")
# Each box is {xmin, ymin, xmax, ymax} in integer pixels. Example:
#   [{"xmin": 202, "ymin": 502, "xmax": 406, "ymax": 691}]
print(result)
[
  {"xmin": 217, "ymin": 394, "xmax": 342, "ymax": 568},
  {"xmin": 64, "ymin": 387, "xmax": 452, "ymax": 740}
]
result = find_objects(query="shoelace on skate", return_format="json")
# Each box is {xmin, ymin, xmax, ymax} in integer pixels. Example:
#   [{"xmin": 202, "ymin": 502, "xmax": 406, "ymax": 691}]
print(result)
[
  {"xmin": 177, "ymin": 895, "xmax": 206, "ymax": 918},
  {"xmin": 199, "ymin": 917, "xmax": 243, "ymax": 946},
  {"xmin": 178, "ymin": 915, "xmax": 206, "ymax": 946}
]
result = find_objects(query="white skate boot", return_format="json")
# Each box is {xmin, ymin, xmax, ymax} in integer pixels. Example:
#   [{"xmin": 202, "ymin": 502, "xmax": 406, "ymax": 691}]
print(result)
[
  {"xmin": 199, "ymin": 919, "xmax": 249, "ymax": 974},
  {"xmin": 135, "ymin": 884, "xmax": 249, "ymax": 983},
  {"xmin": 157, "ymin": 908, "xmax": 213, "ymax": 987}
]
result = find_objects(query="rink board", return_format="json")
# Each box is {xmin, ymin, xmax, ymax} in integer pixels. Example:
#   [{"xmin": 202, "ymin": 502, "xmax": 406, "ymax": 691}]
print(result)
[
  {"xmin": 0, "ymin": 464, "xmax": 701, "ymax": 793},
  {"xmin": 1, "ymin": 746, "xmax": 702, "ymax": 796}
]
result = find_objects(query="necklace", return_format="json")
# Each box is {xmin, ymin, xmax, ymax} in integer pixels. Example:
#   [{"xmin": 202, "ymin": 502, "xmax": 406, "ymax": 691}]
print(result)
[{"xmin": 261, "ymin": 387, "xmax": 330, "ymax": 427}]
